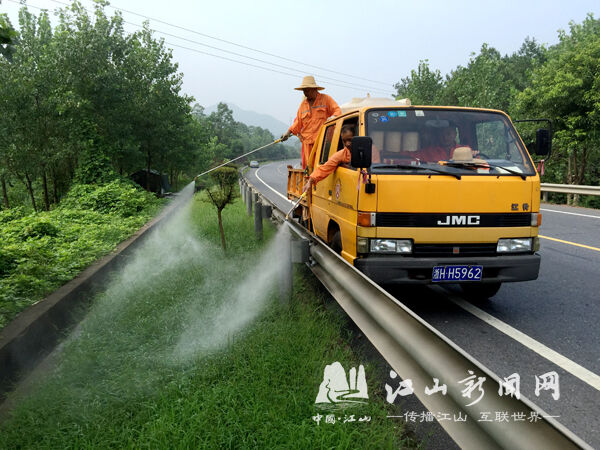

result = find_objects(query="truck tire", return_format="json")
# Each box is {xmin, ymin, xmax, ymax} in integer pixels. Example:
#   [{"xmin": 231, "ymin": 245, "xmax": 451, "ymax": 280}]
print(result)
[
  {"xmin": 331, "ymin": 230, "xmax": 342, "ymax": 254},
  {"xmin": 460, "ymin": 282, "xmax": 501, "ymax": 300}
]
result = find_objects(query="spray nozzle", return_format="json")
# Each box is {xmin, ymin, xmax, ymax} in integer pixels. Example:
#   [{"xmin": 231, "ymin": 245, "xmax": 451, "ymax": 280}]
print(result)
[{"xmin": 285, "ymin": 191, "xmax": 307, "ymax": 221}]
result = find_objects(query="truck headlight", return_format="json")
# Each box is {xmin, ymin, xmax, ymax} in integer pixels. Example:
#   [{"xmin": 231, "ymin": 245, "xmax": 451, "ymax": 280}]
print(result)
[
  {"xmin": 370, "ymin": 239, "xmax": 412, "ymax": 254},
  {"xmin": 497, "ymin": 238, "xmax": 532, "ymax": 253}
]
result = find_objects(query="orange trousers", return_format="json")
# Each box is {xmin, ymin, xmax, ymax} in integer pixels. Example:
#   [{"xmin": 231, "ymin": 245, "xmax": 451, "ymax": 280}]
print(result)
[{"xmin": 301, "ymin": 142, "xmax": 314, "ymax": 169}]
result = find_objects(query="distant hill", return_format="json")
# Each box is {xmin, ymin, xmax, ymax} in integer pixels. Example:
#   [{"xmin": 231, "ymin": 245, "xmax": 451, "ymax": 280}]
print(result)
[{"xmin": 204, "ymin": 103, "xmax": 290, "ymax": 138}]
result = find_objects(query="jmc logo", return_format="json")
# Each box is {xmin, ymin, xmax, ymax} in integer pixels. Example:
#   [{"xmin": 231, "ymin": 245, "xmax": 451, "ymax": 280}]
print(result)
[{"xmin": 437, "ymin": 215, "xmax": 481, "ymax": 226}]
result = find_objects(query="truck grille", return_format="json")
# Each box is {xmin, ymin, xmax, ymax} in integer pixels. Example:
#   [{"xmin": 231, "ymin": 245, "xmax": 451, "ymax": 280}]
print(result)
[
  {"xmin": 376, "ymin": 213, "xmax": 531, "ymax": 227},
  {"xmin": 413, "ymin": 243, "xmax": 498, "ymax": 257}
]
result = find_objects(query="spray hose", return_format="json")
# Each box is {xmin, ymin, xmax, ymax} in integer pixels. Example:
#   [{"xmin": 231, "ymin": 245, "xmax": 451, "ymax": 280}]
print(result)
[
  {"xmin": 285, "ymin": 191, "xmax": 307, "ymax": 220},
  {"xmin": 194, "ymin": 139, "xmax": 282, "ymax": 180}
]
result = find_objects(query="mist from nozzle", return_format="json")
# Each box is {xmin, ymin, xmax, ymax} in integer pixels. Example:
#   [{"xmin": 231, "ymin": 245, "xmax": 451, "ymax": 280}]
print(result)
[
  {"xmin": 172, "ymin": 225, "xmax": 290, "ymax": 361},
  {"xmin": 36, "ymin": 182, "xmax": 291, "ymax": 402},
  {"xmin": 92, "ymin": 182, "xmax": 206, "ymax": 318}
]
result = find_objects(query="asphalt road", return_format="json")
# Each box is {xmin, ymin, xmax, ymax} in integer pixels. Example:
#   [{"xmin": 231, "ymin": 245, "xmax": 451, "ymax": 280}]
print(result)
[{"xmin": 247, "ymin": 159, "xmax": 600, "ymax": 448}]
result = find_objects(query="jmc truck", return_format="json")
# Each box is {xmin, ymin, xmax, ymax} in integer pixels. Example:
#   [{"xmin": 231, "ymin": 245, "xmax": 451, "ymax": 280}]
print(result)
[{"xmin": 287, "ymin": 98, "xmax": 550, "ymax": 299}]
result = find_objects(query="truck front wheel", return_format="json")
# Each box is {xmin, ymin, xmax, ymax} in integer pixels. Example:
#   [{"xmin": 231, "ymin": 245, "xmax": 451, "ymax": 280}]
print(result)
[
  {"xmin": 460, "ymin": 282, "xmax": 501, "ymax": 300},
  {"xmin": 330, "ymin": 230, "xmax": 342, "ymax": 254}
]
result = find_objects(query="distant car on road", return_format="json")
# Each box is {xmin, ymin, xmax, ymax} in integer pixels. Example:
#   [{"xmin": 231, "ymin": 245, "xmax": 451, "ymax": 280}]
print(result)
[{"xmin": 250, "ymin": 160, "xmax": 259, "ymax": 168}]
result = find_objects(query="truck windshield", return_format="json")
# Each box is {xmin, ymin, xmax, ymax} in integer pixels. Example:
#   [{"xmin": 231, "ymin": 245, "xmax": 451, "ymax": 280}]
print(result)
[{"xmin": 366, "ymin": 109, "xmax": 535, "ymax": 176}]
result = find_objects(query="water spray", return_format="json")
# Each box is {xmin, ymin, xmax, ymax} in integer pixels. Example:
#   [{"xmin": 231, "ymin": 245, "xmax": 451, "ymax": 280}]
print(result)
[{"xmin": 194, "ymin": 139, "xmax": 282, "ymax": 181}]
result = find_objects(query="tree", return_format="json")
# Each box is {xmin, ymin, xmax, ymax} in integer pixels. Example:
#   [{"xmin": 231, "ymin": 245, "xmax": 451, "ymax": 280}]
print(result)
[
  {"xmin": 0, "ymin": 13, "xmax": 18, "ymax": 60},
  {"xmin": 202, "ymin": 166, "xmax": 239, "ymax": 250},
  {"xmin": 514, "ymin": 14, "xmax": 600, "ymax": 205},
  {"xmin": 439, "ymin": 44, "xmax": 512, "ymax": 110},
  {"xmin": 394, "ymin": 60, "xmax": 444, "ymax": 105}
]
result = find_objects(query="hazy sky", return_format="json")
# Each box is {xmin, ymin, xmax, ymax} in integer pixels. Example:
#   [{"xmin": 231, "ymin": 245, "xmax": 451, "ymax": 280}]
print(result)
[{"xmin": 3, "ymin": 0, "xmax": 599, "ymax": 126}]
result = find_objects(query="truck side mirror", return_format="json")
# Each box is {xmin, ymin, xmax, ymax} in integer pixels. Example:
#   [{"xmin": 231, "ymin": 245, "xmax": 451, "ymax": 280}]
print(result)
[
  {"xmin": 351, "ymin": 136, "xmax": 372, "ymax": 169},
  {"xmin": 535, "ymin": 129, "xmax": 551, "ymax": 156}
]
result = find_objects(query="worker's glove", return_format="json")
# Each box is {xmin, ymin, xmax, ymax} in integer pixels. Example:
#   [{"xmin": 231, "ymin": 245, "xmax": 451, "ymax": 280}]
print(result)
[{"xmin": 280, "ymin": 131, "xmax": 291, "ymax": 142}]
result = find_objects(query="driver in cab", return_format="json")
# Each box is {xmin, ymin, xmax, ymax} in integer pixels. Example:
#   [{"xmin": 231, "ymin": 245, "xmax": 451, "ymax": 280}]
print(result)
[{"xmin": 303, "ymin": 125, "xmax": 354, "ymax": 193}]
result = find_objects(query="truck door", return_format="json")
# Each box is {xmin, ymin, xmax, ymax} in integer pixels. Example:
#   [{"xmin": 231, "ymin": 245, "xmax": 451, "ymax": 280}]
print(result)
[{"xmin": 311, "ymin": 122, "xmax": 338, "ymax": 241}]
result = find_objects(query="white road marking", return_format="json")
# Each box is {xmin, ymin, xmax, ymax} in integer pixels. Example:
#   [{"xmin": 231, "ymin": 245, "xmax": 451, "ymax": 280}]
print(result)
[
  {"xmin": 443, "ymin": 291, "xmax": 600, "ymax": 391},
  {"xmin": 541, "ymin": 208, "xmax": 600, "ymax": 220},
  {"xmin": 255, "ymin": 163, "xmax": 291, "ymax": 202}
]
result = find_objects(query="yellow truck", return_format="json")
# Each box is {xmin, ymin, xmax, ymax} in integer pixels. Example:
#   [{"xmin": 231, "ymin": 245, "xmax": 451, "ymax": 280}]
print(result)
[{"xmin": 287, "ymin": 98, "xmax": 550, "ymax": 299}]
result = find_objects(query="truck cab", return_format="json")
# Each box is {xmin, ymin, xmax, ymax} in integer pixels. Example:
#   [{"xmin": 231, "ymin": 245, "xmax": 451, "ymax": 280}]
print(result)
[{"xmin": 287, "ymin": 98, "xmax": 548, "ymax": 299}]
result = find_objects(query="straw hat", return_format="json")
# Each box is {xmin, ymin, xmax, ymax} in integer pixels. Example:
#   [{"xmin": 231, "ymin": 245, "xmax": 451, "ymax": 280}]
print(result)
[
  {"xmin": 452, "ymin": 146, "xmax": 487, "ymax": 164},
  {"xmin": 295, "ymin": 75, "xmax": 324, "ymax": 91}
]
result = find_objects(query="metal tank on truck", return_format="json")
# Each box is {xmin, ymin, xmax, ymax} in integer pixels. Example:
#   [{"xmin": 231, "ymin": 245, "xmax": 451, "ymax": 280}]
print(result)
[{"xmin": 287, "ymin": 97, "xmax": 551, "ymax": 299}]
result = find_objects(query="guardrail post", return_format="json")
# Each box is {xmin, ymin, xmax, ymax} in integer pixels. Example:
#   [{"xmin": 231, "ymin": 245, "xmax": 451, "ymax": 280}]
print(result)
[
  {"xmin": 542, "ymin": 191, "xmax": 548, "ymax": 202},
  {"xmin": 291, "ymin": 238, "xmax": 310, "ymax": 263},
  {"xmin": 246, "ymin": 186, "xmax": 252, "ymax": 216},
  {"xmin": 262, "ymin": 204, "xmax": 272, "ymax": 219},
  {"xmin": 254, "ymin": 194, "xmax": 263, "ymax": 240}
]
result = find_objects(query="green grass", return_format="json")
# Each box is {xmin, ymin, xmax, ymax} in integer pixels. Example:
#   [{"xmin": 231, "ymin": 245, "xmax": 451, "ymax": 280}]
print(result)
[
  {"xmin": 0, "ymin": 180, "xmax": 164, "ymax": 329},
  {"xmin": 0, "ymin": 194, "xmax": 411, "ymax": 449}
]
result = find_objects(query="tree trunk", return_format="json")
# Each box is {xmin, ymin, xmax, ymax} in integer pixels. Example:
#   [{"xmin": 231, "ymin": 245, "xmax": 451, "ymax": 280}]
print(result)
[
  {"xmin": 42, "ymin": 170, "xmax": 50, "ymax": 211},
  {"xmin": 217, "ymin": 208, "xmax": 226, "ymax": 250},
  {"xmin": 68, "ymin": 157, "xmax": 76, "ymax": 181},
  {"xmin": 1, "ymin": 176, "xmax": 9, "ymax": 209},
  {"xmin": 146, "ymin": 152, "xmax": 152, "ymax": 191},
  {"xmin": 25, "ymin": 173, "xmax": 37, "ymax": 212},
  {"xmin": 51, "ymin": 168, "xmax": 59, "ymax": 204}
]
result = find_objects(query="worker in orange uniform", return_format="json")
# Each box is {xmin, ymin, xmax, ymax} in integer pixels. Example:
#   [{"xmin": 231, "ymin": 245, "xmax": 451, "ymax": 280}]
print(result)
[
  {"xmin": 303, "ymin": 125, "xmax": 354, "ymax": 193},
  {"xmin": 280, "ymin": 76, "xmax": 341, "ymax": 169}
]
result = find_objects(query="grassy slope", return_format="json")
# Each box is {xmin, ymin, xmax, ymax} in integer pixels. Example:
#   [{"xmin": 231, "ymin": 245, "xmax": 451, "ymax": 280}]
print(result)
[
  {"xmin": 0, "ymin": 182, "xmax": 163, "ymax": 329},
  {"xmin": 0, "ymin": 195, "xmax": 410, "ymax": 449}
]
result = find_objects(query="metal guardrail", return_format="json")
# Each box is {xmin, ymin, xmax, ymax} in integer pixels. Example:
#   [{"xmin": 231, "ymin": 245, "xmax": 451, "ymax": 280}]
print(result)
[
  {"xmin": 541, "ymin": 183, "xmax": 600, "ymax": 196},
  {"xmin": 240, "ymin": 176, "xmax": 591, "ymax": 450}
]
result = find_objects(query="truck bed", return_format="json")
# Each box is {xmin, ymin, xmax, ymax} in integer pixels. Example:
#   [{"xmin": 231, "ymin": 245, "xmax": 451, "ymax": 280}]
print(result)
[{"xmin": 287, "ymin": 167, "xmax": 309, "ymax": 206}]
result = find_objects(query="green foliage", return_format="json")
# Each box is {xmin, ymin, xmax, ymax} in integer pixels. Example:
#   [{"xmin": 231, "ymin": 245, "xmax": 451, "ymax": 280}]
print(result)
[
  {"xmin": 0, "ymin": 2, "xmax": 210, "ymax": 211},
  {"xmin": 0, "ymin": 206, "xmax": 26, "ymax": 224},
  {"xmin": 394, "ymin": 60, "xmax": 444, "ymax": 105},
  {"xmin": 0, "ymin": 180, "xmax": 162, "ymax": 328},
  {"xmin": 73, "ymin": 151, "xmax": 117, "ymax": 185},
  {"xmin": 1, "ymin": 5, "xmax": 296, "ymax": 211},
  {"xmin": 396, "ymin": 38, "xmax": 547, "ymax": 111},
  {"xmin": 513, "ymin": 14, "xmax": 600, "ymax": 204},
  {"xmin": 60, "ymin": 179, "xmax": 158, "ymax": 217},
  {"xmin": 0, "ymin": 13, "xmax": 18, "ymax": 60},
  {"xmin": 202, "ymin": 166, "xmax": 239, "ymax": 211},
  {"xmin": 21, "ymin": 220, "xmax": 59, "ymax": 239},
  {"xmin": 200, "ymin": 166, "xmax": 240, "ymax": 250}
]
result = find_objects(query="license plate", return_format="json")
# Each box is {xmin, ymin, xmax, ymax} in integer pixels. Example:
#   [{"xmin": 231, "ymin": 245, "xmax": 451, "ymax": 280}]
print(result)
[{"xmin": 432, "ymin": 265, "xmax": 482, "ymax": 282}]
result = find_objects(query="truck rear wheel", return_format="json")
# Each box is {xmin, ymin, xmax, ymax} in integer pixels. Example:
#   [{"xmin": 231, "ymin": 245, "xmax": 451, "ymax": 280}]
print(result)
[{"xmin": 460, "ymin": 282, "xmax": 501, "ymax": 300}]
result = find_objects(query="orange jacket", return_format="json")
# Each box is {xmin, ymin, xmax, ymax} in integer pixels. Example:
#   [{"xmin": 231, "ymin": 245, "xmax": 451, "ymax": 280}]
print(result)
[
  {"xmin": 289, "ymin": 93, "xmax": 341, "ymax": 145},
  {"xmin": 309, "ymin": 147, "xmax": 350, "ymax": 184},
  {"xmin": 310, "ymin": 145, "xmax": 381, "ymax": 184}
]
